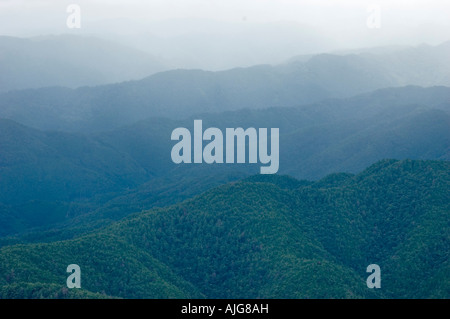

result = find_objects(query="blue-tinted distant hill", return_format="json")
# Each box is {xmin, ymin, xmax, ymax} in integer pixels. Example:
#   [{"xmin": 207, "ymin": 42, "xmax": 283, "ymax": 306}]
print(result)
[
  {"xmin": 0, "ymin": 35, "xmax": 166, "ymax": 93},
  {"xmin": 0, "ymin": 41, "xmax": 449, "ymax": 132}
]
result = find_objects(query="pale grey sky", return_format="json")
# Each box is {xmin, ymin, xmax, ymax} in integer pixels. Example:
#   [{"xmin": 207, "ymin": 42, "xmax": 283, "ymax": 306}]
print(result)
[
  {"xmin": 1, "ymin": 0, "xmax": 449, "ymax": 69},
  {"xmin": 1, "ymin": 0, "xmax": 449, "ymax": 34}
]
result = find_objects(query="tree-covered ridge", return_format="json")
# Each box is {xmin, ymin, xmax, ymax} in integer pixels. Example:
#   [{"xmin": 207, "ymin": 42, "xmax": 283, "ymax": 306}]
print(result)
[{"xmin": 0, "ymin": 159, "xmax": 448, "ymax": 298}]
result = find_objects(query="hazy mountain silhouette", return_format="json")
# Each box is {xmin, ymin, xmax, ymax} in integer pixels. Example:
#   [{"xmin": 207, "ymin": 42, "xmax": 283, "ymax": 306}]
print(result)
[
  {"xmin": 1, "ymin": 41, "xmax": 448, "ymax": 132},
  {"xmin": 0, "ymin": 35, "xmax": 166, "ymax": 93}
]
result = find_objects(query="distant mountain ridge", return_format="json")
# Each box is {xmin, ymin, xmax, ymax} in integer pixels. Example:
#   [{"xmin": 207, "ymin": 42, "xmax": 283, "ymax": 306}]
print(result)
[
  {"xmin": 0, "ymin": 35, "xmax": 166, "ymax": 93},
  {"xmin": 0, "ymin": 41, "xmax": 449, "ymax": 132}
]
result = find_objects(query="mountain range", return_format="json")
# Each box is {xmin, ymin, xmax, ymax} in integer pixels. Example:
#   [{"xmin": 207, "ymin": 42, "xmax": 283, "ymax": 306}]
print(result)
[
  {"xmin": 0, "ymin": 85, "xmax": 448, "ymax": 240},
  {"xmin": 0, "ymin": 36, "xmax": 448, "ymax": 299},
  {"xmin": 0, "ymin": 40, "xmax": 449, "ymax": 132}
]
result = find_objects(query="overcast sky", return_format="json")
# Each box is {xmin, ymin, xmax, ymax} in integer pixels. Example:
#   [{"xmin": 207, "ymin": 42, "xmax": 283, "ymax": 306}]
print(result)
[
  {"xmin": 1, "ymin": 0, "xmax": 449, "ymax": 69},
  {"xmin": 1, "ymin": 0, "xmax": 449, "ymax": 33}
]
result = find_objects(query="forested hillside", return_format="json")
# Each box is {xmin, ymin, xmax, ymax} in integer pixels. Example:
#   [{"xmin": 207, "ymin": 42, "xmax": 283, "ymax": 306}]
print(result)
[{"xmin": 0, "ymin": 159, "xmax": 448, "ymax": 298}]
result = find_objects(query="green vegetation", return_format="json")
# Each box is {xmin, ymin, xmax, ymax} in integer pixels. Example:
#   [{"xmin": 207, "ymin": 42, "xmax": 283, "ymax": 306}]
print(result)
[{"xmin": 0, "ymin": 159, "xmax": 447, "ymax": 298}]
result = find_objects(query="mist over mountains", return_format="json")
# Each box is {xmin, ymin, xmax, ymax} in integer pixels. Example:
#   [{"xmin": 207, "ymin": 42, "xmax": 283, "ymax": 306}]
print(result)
[
  {"xmin": 0, "ymin": 35, "xmax": 166, "ymax": 93},
  {"xmin": 0, "ymin": 36, "xmax": 449, "ymax": 238},
  {"xmin": 0, "ymin": 85, "xmax": 448, "ymax": 239},
  {"xmin": 0, "ymin": 24, "xmax": 448, "ymax": 299},
  {"xmin": 0, "ymin": 39, "xmax": 449, "ymax": 132}
]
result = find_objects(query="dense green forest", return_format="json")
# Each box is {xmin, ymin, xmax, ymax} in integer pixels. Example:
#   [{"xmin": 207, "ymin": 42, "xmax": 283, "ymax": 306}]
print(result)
[{"xmin": 0, "ymin": 159, "xmax": 448, "ymax": 298}]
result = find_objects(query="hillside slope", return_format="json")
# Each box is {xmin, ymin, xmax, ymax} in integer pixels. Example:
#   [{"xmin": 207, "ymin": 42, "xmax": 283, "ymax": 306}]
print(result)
[
  {"xmin": 0, "ymin": 159, "xmax": 448, "ymax": 298},
  {"xmin": 0, "ymin": 86, "xmax": 448, "ymax": 238}
]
